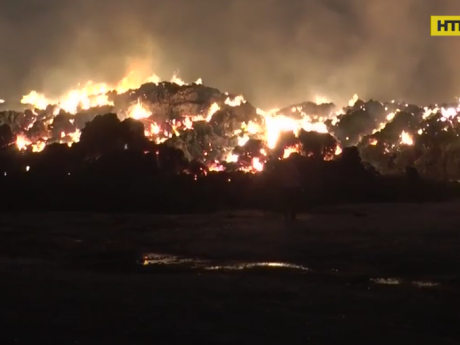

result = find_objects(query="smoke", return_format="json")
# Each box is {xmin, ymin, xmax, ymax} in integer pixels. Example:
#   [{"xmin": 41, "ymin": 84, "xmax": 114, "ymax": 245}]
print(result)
[{"xmin": 0, "ymin": 0, "xmax": 459, "ymax": 107}]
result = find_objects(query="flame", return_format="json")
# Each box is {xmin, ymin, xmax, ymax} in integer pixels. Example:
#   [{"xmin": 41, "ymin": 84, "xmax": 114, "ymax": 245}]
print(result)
[
  {"xmin": 237, "ymin": 135, "xmax": 250, "ymax": 147},
  {"xmin": 283, "ymin": 145, "xmax": 300, "ymax": 159},
  {"xmin": 128, "ymin": 100, "xmax": 151, "ymax": 120},
  {"xmin": 206, "ymin": 102, "xmax": 220, "ymax": 121},
  {"xmin": 238, "ymin": 157, "xmax": 264, "ymax": 173},
  {"xmin": 20, "ymin": 72, "xmax": 179, "ymax": 113},
  {"xmin": 334, "ymin": 145, "xmax": 342, "ymax": 155},
  {"xmin": 258, "ymin": 111, "xmax": 328, "ymax": 150},
  {"xmin": 314, "ymin": 96, "xmax": 330, "ymax": 105},
  {"xmin": 16, "ymin": 134, "xmax": 31, "ymax": 150},
  {"xmin": 386, "ymin": 112, "xmax": 396, "ymax": 121},
  {"xmin": 348, "ymin": 94, "xmax": 359, "ymax": 107},
  {"xmin": 400, "ymin": 131, "xmax": 414, "ymax": 146},
  {"xmin": 32, "ymin": 140, "xmax": 47, "ymax": 152},
  {"xmin": 224, "ymin": 95, "xmax": 246, "ymax": 107},
  {"xmin": 252, "ymin": 157, "xmax": 264, "ymax": 171}
]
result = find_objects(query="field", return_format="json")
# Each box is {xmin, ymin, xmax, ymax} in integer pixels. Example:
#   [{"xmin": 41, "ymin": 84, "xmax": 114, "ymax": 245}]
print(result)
[{"xmin": 0, "ymin": 203, "xmax": 459, "ymax": 344}]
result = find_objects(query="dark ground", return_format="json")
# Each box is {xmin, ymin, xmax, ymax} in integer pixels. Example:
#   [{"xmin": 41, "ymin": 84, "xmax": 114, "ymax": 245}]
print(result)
[{"xmin": 0, "ymin": 203, "xmax": 459, "ymax": 344}]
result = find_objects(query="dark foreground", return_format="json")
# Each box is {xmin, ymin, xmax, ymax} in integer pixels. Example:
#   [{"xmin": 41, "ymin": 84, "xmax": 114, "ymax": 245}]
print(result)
[{"xmin": 0, "ymin": 204, "xmax": 459, "ymax": 344}]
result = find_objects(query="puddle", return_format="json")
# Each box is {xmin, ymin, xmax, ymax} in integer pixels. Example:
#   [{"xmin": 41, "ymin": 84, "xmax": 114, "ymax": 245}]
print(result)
[
  {"xmin": 204, "ymin": 262, "xmax": 310, "ymax": 271},
  {"xmin": 411, "ymin": 281, "xmax": 440, "ymax": 288},
  {"xmin": 139, "ymin": 253, "xmax": 442, "ymax": 288},
  {"xmin": 371, "ymin": 278, "xmax": 402, "ymax": 285},
  {"xmin": 140, "ymin": 253, "xmax": 310, "ymax": 272},
  {"xmin": 371, "ymin": 277, "xmax": 440, "ymax": 288},
  {"xmin": 140, "ymin": 253, "xmax": 206, "ymax": 267}
]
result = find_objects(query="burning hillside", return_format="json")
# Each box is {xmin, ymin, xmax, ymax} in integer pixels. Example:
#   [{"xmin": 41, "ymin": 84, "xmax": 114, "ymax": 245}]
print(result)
[{"xmin": 1, "ymin": 71, "xmax": 460, "ymax": 181}]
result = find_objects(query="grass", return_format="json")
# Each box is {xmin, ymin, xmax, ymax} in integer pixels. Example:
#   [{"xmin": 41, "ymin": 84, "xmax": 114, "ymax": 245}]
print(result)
[{"xmin": 0, "ymin": 203, "xmax": 459, "ymax": 344}]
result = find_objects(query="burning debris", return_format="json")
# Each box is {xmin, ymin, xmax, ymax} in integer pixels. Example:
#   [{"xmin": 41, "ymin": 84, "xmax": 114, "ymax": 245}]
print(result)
[
  {"xmin": 1, "ymin": 71, "xmax": 460, "ymax": 182},
  {"xmin": 3, "ymin": 73, "xmax": 342, "ymax": 176}
]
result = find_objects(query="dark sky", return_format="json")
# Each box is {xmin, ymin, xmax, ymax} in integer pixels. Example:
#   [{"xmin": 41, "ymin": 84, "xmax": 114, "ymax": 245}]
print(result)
[{"xmin": 0, "ymin": 0, "xmax": 459, "ymax": 107}]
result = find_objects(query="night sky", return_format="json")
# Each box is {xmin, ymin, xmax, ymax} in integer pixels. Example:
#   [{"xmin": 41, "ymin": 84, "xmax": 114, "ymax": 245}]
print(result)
[{"xmin": 0, "ymin": 0, "xmax": 459, "ymax": 107}]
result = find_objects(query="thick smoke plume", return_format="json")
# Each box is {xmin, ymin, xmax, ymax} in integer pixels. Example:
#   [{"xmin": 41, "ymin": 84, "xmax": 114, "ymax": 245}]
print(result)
[{"xmin": 1, "ymin": 0, "xmax": 460, "ymax": 108}]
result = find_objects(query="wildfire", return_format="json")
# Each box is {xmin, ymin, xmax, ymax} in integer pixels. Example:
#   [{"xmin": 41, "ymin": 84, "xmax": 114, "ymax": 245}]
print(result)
[
  {"xmin": 19, "ymin": 72, "xmax": 452, "ymax": 174},
  {"xmin": 11, "ymin": 70, "xmax": 344, "ymax": 173}
]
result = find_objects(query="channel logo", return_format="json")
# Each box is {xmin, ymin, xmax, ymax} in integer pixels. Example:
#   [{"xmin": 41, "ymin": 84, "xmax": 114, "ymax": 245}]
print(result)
[{"xmin": 431, "ymin": 16, "xmax": 460, "ymax": 36}]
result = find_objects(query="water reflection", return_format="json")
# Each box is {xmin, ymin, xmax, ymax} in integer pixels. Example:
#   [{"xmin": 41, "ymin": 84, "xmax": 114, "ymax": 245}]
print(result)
[
  {"xmin": 139, "ymin": 253, "xmax": 441, "ymax": 288},
  {"xmin": 205, "ymin": 262, "xmax": 310, "ymax": 271},
  {"xmin": 411, "ymin": 281, "xmax": 440, "ymax": 288},
  {"xmin": 371, "ymin": 278, "xmax": 402, "ymax": 285},
  {"xmin": 141, "ymin": 253, "xmax": 206, "ymax": 267},
  {"xmin": 371, "ymin": 277, "xmax": 440, "ymax": 288},
  {"xmin": 140, "ymin": 253, "xmax": 310, "ymax": 271}
]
